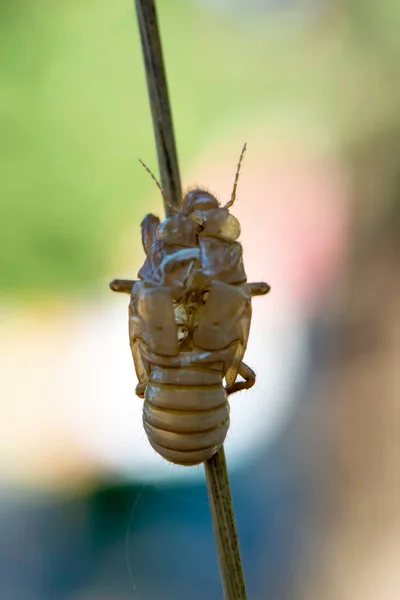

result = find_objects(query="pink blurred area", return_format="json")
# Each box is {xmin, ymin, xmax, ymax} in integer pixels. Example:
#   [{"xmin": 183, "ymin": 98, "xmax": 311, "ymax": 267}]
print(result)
[{"xmin": 187, "ymin": 134, "xmax": 351, "ymax": 315}]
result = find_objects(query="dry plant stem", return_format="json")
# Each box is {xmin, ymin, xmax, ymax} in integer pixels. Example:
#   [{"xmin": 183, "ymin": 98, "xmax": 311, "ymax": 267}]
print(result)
[
  {"xmin": 205, "ymin": 447, "xmax": 248, "ymax": 600},
  {"xmin": 135, "ymin": 0, "xmax": 182, "ymax": 213},
  {"xmin": 134, "ymin": 1, "xmax": 248, "ymax": 598}
]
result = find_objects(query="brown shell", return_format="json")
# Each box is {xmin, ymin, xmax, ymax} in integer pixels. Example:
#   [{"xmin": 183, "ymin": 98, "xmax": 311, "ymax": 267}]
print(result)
[{"xmin": 126, "ymin": 195, "xmax": 256, "ymax": 465}]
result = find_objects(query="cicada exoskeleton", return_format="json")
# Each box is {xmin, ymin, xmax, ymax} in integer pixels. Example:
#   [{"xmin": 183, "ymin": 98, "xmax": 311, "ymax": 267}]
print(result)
[{"xmin": 111, "ymin": 145, "xmax": 270, "ymax": 465}]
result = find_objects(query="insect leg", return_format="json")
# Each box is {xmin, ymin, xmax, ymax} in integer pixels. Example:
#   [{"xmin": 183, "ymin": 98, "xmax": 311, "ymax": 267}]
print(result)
[
  {"xmin": 135, "ymin": 381, "xmax": 147, "ymax": 398},
  {"xmin": 141, "ymin": 213, "xmax": 160, "ymax": 255},
  {"xmin": 182, "ymin": 258, "xmax": 199, "ymax": 292},
  {"xmin": 225, "ymin": 361, "xmax": 256, "ymax": 395},
  {"xmin": 248, "ymin": 282, "xmax": 271, "ymax": 296},
  {"xmin": 158, "ymin": 247, "xmax": 201, "ymax": 283},
  {"xmin": 110, "ymin": 279, "xmax": 137, "ymax": 293}
]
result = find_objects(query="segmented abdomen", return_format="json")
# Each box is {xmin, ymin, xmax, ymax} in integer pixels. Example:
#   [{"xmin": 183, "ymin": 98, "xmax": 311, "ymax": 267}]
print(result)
[{"xmin": 143, "ymin": 365, "xmax": 229, "ymax": 466}]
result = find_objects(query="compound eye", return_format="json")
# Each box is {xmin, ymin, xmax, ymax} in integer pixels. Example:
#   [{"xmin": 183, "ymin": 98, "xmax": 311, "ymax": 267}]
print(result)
[
  {"xmin": 201, "ymin": 291, "xmax": 210, "ymax": 303},
  {"xmin": 201, "ymin": 209, "xmax": 241, "ymax": 242},
  {"xmin": 219, "ymin": 213, "xmax": 241, "ymax": 241},
  {"xmin": 157, "ymin": 215, "xmax": 198, "ymax": 246}
]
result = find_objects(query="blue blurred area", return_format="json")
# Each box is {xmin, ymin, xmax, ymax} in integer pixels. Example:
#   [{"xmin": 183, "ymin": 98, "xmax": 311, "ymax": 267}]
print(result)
[
  {"xmin": 0, "ymin": 434, "xmax": 307, "ymax": 600},
  {"xmin": 0, "ymin": 315, "xmax": 333, "ymax": 600}
]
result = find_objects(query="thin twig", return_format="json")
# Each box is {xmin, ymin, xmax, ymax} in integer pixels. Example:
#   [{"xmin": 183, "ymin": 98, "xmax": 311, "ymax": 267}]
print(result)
[
  {"xmin": 135, "ymin": 0, "xmax": 182, "ymax": 214},
  {"xmin": 134, "ymin": 1, "xmax": 248, "ymax": 598},
  {"xmin": 205, "ymin": 447, "xmax": 248, "ymax": 599}
]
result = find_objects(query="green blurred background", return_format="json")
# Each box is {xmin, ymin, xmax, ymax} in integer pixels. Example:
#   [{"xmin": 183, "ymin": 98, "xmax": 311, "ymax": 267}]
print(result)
[{"xmin": 2, "ymin": 0, "xmax": 400, "ymax": 299}]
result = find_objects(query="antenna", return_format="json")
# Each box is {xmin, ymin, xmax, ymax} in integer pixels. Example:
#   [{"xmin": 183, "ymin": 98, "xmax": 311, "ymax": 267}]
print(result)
[
  {"xmin": 138, "ymin": 159, "xmax": 179, "ymax": 212},
  {"xmin": 224, "ymin": 142, "xmax": 247, "ymax": 209}
]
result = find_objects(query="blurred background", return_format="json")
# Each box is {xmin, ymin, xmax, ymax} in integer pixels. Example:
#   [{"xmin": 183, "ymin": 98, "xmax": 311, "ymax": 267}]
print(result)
[{"xmin": 1, "ymin": 0, "xmax": 399, "ymax": 598}]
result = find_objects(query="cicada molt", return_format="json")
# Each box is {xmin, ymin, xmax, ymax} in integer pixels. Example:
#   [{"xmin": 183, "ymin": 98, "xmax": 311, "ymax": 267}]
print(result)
[{"xmin": 110, "ymin": 144, "xmax": 270, "ymax": 466}]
